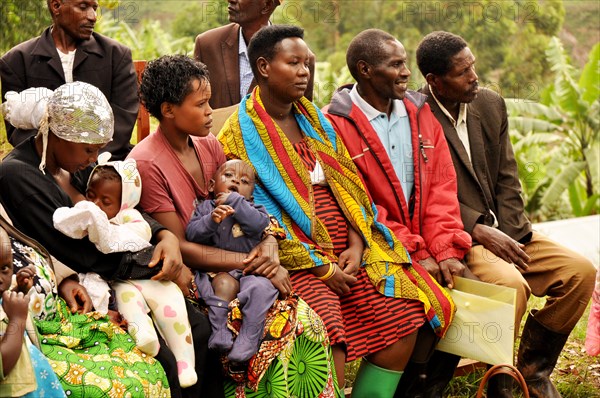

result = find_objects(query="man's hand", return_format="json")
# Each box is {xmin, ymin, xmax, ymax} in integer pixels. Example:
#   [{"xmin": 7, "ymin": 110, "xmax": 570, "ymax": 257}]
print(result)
[
  {"xmin": 211, "ymin": 204, "xmax": 235, "ymax": 224},
  {"xmin": 243, "ymin": 235, "xmax": 280, "ymax": 278},
  {"xmin": 472, "ymin": 224, "xmax": 529, "ymax": 270},
  {"xmin": 438, "ymin": 258, "xmax": 467, "ymax": 289},
  {"xmin": 417, "ymin": 256, "xmax": 444, "ymax": 286},
  {"xmin": 58, "ymin": 277, "xmax": 93, "ymax": 314},
  {"xmin": 151, "ymin": 230, "xmax": 184, "ymax": 281}
]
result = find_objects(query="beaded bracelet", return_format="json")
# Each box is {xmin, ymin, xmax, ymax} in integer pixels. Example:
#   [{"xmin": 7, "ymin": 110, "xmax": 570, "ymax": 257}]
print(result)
[{"xmin": 317, "ymin": 263, "xmax": 337, "ymax": 281}]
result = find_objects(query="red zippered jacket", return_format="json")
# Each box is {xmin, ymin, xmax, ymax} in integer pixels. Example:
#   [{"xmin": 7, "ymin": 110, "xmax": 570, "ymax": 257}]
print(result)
[{"xmin": 323, "ymin": 86, "xmax": 471, "ymax": 262}]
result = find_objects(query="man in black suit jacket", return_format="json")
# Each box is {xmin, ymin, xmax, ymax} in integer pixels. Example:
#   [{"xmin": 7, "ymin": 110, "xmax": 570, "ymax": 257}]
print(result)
[
  {"xmin": 1, "ymin": 0, "xmax": 137, "ymax": 160},
  {"xmin": 414, "ymin": 31, "xmax": 595, "ymax": 398}
]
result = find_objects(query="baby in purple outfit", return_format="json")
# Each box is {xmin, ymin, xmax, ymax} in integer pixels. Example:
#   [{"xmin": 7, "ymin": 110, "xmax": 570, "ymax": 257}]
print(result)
[{"xmin": 186, "ymin": 159, "xmax": 278, "ymax": 364}]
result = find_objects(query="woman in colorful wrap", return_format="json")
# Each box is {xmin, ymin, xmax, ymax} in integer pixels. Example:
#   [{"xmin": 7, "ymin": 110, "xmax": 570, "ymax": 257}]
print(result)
[
  {"xmin": 218, "ymin": 25, "xmax": 456, "ymax": 398},
  {"xmin": 0, "ymin": 81, "xmax": 200, "ymax": 397},
  {"xmin": 130, "ymin": 54, "xmax": 339, "ymax": 397}
]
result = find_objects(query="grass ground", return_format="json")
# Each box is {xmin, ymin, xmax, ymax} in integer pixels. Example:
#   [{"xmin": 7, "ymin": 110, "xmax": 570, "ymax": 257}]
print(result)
[{"xmin": 344, "ymin": 296, "xmax": 600, "ymax": 397}]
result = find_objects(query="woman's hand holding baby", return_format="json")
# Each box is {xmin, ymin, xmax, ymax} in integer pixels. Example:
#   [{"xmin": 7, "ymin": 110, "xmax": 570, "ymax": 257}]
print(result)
[
  {"xmin": 58, "ymin": 278, "xmax": 93, "ymax": 314},
  {"xmin": 243, "ymin": 235, "xmax": 280, "ymax": 278},
  {"xmin": 150, "ymin": 230, "xmax": 184, "ymax": 282},
  {"xmin": 269, "ymin": 266, "xmax": 293, "ymax": 298},
  {"xmin": 242, "ymin": 235, "xmax": 292, "ymax": 296}
]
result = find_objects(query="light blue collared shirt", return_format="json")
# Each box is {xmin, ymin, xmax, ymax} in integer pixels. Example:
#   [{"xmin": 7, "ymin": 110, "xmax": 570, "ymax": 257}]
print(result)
[{"xmin": 349, "ymin": 85, "xmax": 414, "ymax": 203}]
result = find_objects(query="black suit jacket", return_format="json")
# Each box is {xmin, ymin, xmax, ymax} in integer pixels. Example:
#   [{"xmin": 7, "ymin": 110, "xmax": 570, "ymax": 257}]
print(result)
[{"xmin": 0, "ymin": 28, "xmax": 138, "ymax": 160}]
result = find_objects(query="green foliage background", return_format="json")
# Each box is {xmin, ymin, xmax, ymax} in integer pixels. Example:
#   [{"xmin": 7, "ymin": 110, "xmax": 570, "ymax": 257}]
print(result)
[{"xmin": 1, "ymin": 1, "xmax": 595, "ymax": 99}]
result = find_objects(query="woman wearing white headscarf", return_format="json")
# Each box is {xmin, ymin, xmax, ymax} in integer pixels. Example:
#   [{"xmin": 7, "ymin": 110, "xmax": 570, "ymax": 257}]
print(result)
[
  {"xmin": 0, "ymin": 82, "xmax": 216, "ymax": 398},
  {"xmin": 0, "ymin": 82, "xmax": 182, "ymax": 283}
]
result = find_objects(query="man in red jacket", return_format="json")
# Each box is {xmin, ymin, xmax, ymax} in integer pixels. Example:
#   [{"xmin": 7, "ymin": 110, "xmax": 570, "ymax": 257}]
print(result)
[{"xmin": 323, "ymin": 28, "xmax": 472, "ymax": 397}]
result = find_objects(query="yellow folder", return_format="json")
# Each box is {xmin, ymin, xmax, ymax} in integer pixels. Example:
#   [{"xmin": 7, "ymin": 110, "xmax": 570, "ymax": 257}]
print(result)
[{"xmin": 437, "ymin": 276, "xmax": 517, "ymax": 365}]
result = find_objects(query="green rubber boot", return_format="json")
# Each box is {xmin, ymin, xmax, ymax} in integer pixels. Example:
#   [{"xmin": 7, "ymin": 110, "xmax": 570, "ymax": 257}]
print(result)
[{"xmin": 352, "ymin": 358, "xmax": 403, "ymax": 398}]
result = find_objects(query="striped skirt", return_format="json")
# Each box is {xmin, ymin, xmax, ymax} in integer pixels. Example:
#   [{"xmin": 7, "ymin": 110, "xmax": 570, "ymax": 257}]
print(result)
[{"xmin": 290, "ymin": 267, "xmax": 426, "ymax": 361}]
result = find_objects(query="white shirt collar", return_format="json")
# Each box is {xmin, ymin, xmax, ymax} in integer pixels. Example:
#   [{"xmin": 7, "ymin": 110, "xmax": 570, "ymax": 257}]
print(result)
[
  {"xmin": 239, "ymin": 21, "xmax": 273, "ymax": 56},
  {"xmin": 428, "ymin": 84, "xmax": 467, "ymax": 126}
]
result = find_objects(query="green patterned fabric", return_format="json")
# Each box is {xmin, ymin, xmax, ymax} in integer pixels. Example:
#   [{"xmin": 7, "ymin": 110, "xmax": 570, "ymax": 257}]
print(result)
[
  {"xmin": 223, "ymin": 300, "xmax": 341, "ymax": 398},
  {"xmin": 37, "ymin": 300, "xmax": 170, "ymax": 397},
  {"xmin": 10, "ymin": 236, "xmax": 171, "ymax": 397}
]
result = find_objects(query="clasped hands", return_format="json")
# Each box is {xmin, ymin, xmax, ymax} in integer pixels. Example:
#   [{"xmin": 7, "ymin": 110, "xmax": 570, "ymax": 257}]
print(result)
[
  {"xmin": 211, "ymin": 193, "xmax": 236, "ymax": 224},
  {"xmin": 312, "ymin": 244, "xmax": 362, "ymax": 296},
  {"xmin": 209, "ymin": 198, "xmax": 293, "ymax": 297}
]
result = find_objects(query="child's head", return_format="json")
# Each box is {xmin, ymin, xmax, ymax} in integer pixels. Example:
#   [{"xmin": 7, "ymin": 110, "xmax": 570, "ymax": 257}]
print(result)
[
  {"xmin": 209, "ymin": 160, "xmax": 257, "ymax": 200},
  {"xmin": 86, "ymin": 155, "xmax": 143, "ymax": 220},
  {"xmin": 0, "ymin": 227, "xmax": 12, "ymax": 295},
  {"xmin": 139, "ymin": 55, "xmax": 213, "ymax": 137},
  {"xmin": 86, "ymin": 165, "xmax": 122, "ymax": 219}
]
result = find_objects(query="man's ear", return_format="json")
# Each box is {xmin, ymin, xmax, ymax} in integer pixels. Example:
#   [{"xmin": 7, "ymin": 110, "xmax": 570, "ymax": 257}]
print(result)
[
  {"xmin": 208, "ymin": 179, "xmax": 215, "ymax": 193},
  {"xmin": 161, "ymin": 102, "xmax": 174, "ymax": 119},
  {"xmin": 357, "ymin": 60, "xmax": 370, "ymax": 79},
  {"xmin": 262, "ymin": 0, "xmax": 276, "ymax": 15},
  {"xmin": 425, "ymin": 73, "xmax": 438, "ymax": 88},
  {"xmin": 49, "ymin": 0, "xmax": 61, "ymax": 16},
  {"xmin": 256, "ymin": 57, "xmax": 269, "ymax": 79}
]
